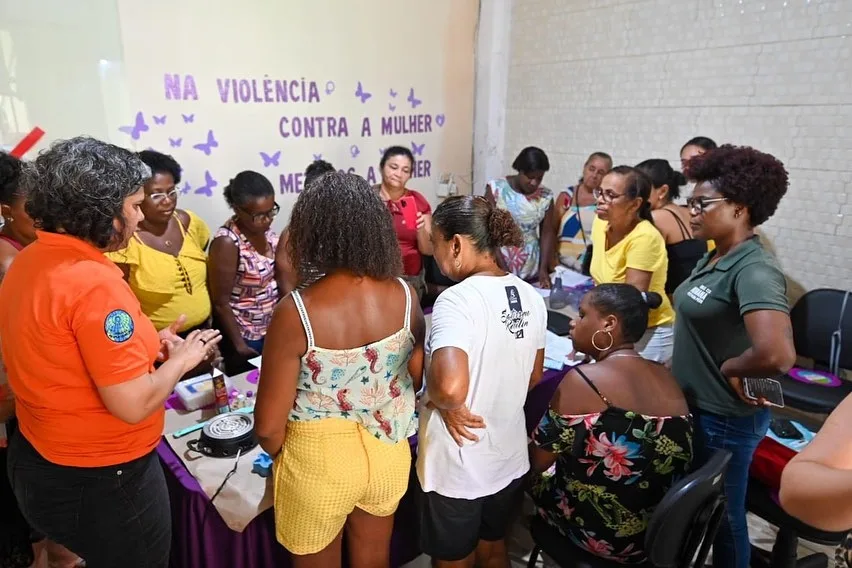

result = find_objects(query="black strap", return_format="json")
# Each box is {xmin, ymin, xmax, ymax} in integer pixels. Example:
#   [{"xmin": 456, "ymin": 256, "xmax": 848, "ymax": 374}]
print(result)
[
  {"xmin": 664, "ymin": 207, "xmax": 691, "ymax": 241},
  {"xmin": 573, "ymin": 366, "xmax": 613, "ymax": 407}
]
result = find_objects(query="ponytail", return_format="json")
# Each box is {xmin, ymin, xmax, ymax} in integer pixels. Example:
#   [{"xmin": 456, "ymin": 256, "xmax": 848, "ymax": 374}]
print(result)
[{"xmin": 487, "ymin": 208, "xmax": 523, "ymax": 249}]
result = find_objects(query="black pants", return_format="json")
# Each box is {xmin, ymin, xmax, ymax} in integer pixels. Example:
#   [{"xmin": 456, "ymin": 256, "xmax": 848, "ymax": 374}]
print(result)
[{"xmin": 6, "ymin": 431, "xmax": 171, "ymax": 568}]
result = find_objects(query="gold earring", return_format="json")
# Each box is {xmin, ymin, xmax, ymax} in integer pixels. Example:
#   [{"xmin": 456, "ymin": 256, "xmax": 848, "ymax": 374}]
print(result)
[
  {"xmin": 454, "ymin": 259, "xmax": 461, "ymax": 269},
  {"xmin": 591, "ymin": 330, "xmax": 614, "ymax": 351}
]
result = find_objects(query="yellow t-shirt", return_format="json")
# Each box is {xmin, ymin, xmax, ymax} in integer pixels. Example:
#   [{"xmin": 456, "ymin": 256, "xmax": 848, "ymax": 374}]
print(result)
[
  {"xmin": 590, "ymin": 217, "xmax": 675, "ymax": 328},
  {"xmin": 106, "ymin": 210, "xmax": 211, "ymax": 331}
]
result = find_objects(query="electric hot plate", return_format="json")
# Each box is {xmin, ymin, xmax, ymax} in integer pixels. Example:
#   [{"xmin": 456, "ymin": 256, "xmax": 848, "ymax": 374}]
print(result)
[{"xmin": 187, "ymin": 412, "xmax": 258, "ymax": 458}]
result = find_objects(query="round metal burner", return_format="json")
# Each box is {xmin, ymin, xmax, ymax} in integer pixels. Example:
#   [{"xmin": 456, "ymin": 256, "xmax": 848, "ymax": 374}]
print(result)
[
  {"xmin": 188, "ymin": 412, "xmax": 258, "ymax": 458},
  {"xmin": 205, "ymin": 413, "xmax": 254, "ymax": 440}
]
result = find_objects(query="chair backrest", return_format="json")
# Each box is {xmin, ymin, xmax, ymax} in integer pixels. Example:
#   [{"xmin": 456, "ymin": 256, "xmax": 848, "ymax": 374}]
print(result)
[
  {"xmin": 790, "ymin": 288, "xmax": 852, "ymax": 369},
  {"xmin": 644, "ymin": 449, "xmax": 732, "ymax": 568}
]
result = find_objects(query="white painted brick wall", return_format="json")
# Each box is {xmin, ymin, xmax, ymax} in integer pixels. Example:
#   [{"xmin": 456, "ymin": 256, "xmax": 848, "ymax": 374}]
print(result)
[{"xmin": 502, "ymin": 0, "xmax": 852, "ymax": 293}]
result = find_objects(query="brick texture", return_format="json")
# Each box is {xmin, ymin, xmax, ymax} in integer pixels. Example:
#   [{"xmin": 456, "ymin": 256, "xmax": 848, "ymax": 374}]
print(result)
[{"xmin": 504, "ymin": 0, "xmax": 852, "ymax": 294}]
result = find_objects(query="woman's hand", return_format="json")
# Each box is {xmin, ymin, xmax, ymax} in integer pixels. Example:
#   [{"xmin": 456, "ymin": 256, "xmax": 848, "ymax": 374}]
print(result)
[
  {"xmin": 166, "ymin": 329, "xmax": 223, "ymax": 375},
  {"xmin": 427, "ymin": 401, "xmax": 485, "ymax": 447},
  {"xmin": 416, "ymin": 211, "xmax": 427, "ymax": 231},
  {"xmin": 157, "ymin": 315, "xmax": 188, "ymax": 362},
  {"xmin": 538, "ymin": 269, "xmax": 552, "ymax": 289},
  {"xmin": 727, "ymin": 376, "xmax": 765, "ymax": 407}
]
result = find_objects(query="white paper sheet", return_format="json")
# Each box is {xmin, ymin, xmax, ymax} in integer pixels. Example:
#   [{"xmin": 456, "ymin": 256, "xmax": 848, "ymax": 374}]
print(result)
[
  {"xmin": 551, "ymin": 266, "xmax": 593, "ymax": 288},
  {"xmin": 545, "ymin": 331, "xmax": 574, "ymax": 368}
]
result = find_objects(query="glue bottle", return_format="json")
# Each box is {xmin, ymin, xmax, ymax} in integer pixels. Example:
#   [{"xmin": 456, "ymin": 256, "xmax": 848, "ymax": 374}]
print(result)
[{"xmin": 212, "ymin": 374, "xmax": 230, "ymax": 414}]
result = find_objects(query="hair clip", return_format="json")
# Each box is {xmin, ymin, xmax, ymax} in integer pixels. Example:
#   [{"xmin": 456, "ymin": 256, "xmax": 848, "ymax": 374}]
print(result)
[{"xmin": 640, "ymin": 291, "xmax": 648, "ymax": 303}]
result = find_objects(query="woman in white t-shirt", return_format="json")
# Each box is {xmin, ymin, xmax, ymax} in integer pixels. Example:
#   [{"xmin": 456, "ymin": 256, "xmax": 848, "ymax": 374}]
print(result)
[{"xmin": 417, "ymin": 195, "xmax": 547, "ymax": 566}]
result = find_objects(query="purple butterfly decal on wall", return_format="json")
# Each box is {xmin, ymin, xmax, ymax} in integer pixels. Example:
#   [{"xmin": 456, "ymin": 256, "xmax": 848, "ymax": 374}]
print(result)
[
  {"xmin": 407, "ymin": 88, "xmax": 422, "ymax": 109},
  {"xmin": 378, "ymin": 148, "xmax": 385, "ymax": 156},
  {"xmin": 180, "ymin": 182, "xmax": 192, "ymax": 195},
  {"xmin": 354, "ymin": 81, "xmax": 372, "ymax": 104},
  {"xmin": 169, "ymin": 138, "xmax": 182, "ymax": 148},
  {"xmin": 411, "ymin": 141, "xmax": 425, "ymax": 156},
  {"xmin": 260, "ymin": 151, "xmax": 281, "ymax": 168},
  {"xmin": 194, "ymin": 171, "xmax": 217, "ymax": 197},
  {"xmin": 389, "ymin": 88, "xmax": 398, "ymax": 98},
  {"xmin": 389, "ymin": 103, "xmax": 396, "ymax": 112},
  {"xmin": 153, "ymin": 115, "xmax": 166, "ymax": 125},
  {"xmin": 312, "ymin": 153, "xmax": 322, "ymax": 160},
  {"xmin": 182, "ymin": 114, "xmax": 195, "ymax": 123},
  {"xmin": 193, "ymin": 130, "xmax": 218, "ymax": 156},
  {"xmin": 118, "ymin": 112, "xmax": 149, "ymax": 140},
  {"xmin": 350, "ymin": 145, "xmax": 360, "ymax": 158}
]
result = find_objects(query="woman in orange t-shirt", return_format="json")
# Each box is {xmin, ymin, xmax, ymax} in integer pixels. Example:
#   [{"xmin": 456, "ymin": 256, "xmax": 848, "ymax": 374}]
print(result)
[{"xmin": 0, "ymin": 138, "xmax": 221, "ymax": 568}]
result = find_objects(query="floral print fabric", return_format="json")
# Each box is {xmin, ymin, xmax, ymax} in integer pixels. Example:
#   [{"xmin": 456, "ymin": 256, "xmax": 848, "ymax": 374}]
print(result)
[{"xmin": 531, "ymin": 408, "xmax": 693, "ymax": 564}]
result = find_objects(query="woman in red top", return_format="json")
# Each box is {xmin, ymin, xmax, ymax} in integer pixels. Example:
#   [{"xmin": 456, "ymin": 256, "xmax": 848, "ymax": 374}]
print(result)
[{"xmin": 376, "ymin": 146, "xmax": 433, "ymax": 299}]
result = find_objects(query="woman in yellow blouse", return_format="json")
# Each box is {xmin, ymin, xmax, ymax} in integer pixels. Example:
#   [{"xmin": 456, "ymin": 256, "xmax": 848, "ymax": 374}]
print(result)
[
  {"xmin": 107, "ymin": 151, "xmax": 211, "ymax": 335},
  {"xmin": 590, "ymin": 166, "xmax": 674, "ymax": 363}
]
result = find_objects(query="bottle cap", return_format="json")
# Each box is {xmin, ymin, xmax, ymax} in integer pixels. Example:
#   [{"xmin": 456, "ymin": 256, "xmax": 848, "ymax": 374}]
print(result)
[{"xmin": 246, "ymin": 390, "xmax": 254, "ymax": 398}]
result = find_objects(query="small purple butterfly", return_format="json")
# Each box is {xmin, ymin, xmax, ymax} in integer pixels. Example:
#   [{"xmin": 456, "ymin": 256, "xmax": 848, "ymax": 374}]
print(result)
[
  {"xmin": 180, "ymin": 182, "xmax": 192, "ymax": 195},
  {"xmin": 182, "ymin": 113, "xmax": 195, "ymax": 123},
  {"xmin": 389, "ymin": 103, "xmax": 396, "ymax": 112},
  {"xmin": 313, "ymin": 153, "xmax": 322, "ymax": 160},
  {"xmin": 194, "ymin": 171, "xmax": 217, "ymax": 197},
  {"xmin": 325, "ymin": 81, "xmax": 335, "ymax": 95},
  {"xmin": 350, "ymin": 145, "xmax": 360, "ymax": 158},
  {"xmin": 153, "ymin": 115, "xmax": 166, "ymax": 125},
  {"xmin": 378, "ymin": 148, "xmax": 385, "ymax": 156},
  {"xmin": 193, "ymin": 130, "xmax": 218, "ymax": 156},
  {"xmin": 407, "ymin": 88, "xmax": 422, "ymax": 109},
  {"xmin": 260, "ymin": 151, "xmax": 281, "ymax": 168},
  {"xmin": 354, "ymin": 81, "xmax": 372, "ymax": 104},
  {"xmin": 435, "ymin": 114, "xmax": 446, "ymax": 127},
  {"xmin": 169, "ymin": 137, "xmax": 182, "ymax": 148},
  {"xmin": 118, "ymin": 112, "xmax": 149, "ymax": 140},
  {"xmin": 411, "ymin": 141, "xmax": 425, "ymax": 156},
  {"xmin": 389, "ymin": 88, "xmax": 398, "ymax": 98}
]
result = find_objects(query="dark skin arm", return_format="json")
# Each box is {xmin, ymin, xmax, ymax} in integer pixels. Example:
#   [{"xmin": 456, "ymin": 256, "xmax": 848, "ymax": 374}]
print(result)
[
  {"xmin": 528, "ymin": 348, "xmax": 545, "ymax": 392},
  {"xmin": 407, "ymin": 285, "xmax": 426, "ymax": 392},
  {"xmin": 253, "ymin": 298, "xmax": 305, "ymax": 458},
  {"xmin": 273, "ymin": 229, "xmax": 295, "ymax": 297},
  {"xmin": 720, "ymin": 310, "xmax": 796, "ymax": 404},
  {"xmin": 207, "ymin": 236, "xmax": 256, "ymax": 357},
  {"xmin": 538, "ymin": 203, "xmax": 555, "ymax": 288},
  {"xmin": 428, "ymin": 347, "xmax": 470, "ymax": 410}
]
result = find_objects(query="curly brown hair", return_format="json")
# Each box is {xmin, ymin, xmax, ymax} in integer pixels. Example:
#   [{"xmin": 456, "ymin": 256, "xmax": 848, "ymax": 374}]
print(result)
[
  {"xmin": 432, "ymin": 196, "xmax": 523, "ymax": 252},
  {"xmin": 286, "ymin": 172, "xmax": 402, "ymax": 285},
  {"xmin": 684, "ymin": 144, "xmax": 788, "ymax": 227}
]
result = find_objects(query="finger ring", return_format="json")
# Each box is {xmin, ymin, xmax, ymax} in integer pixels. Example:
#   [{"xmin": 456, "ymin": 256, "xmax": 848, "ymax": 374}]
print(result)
[{"xmin": 200, "ymin": 338, "xmax": 208, "ymax": 345}]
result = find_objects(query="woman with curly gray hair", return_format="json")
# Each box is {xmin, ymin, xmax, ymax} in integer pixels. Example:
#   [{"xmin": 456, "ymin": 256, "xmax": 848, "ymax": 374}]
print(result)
[{"xmin": 0, "ymin": 137, "xmax": 222, "ymax": 568}]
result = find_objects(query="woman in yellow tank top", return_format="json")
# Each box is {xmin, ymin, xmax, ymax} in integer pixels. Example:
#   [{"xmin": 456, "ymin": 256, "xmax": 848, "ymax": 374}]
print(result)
[{"xmin": 106, "ymin": 151, "xmax": 211, "ymax": 333}]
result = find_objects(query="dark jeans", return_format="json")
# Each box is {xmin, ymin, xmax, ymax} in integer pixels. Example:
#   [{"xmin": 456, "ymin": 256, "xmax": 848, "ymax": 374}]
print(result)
[
  {"xmin": 692, "ymin": 407, "xmax": 770, "ymax": 568},
  {"xmin": 6, "ymin": 431, "xmax": 171, "ymax": 568}
]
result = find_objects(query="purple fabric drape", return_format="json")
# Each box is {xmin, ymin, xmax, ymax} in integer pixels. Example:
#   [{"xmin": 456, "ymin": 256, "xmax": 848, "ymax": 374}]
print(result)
[{"xmin": 524, "ymin": 369, "xmax": 565, "ymax": 435}]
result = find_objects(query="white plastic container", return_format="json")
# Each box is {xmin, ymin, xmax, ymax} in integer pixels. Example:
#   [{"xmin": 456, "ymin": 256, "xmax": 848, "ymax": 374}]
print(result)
[{"xmin": 174, "ymin": 369, "xmax": 231, "ymax": 411}]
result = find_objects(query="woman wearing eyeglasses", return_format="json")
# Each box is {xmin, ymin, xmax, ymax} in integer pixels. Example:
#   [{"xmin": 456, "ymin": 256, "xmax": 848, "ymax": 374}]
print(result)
[
  {"xmin": 107, "ymin": 151, "xmax": 212, "ymax": 337},
  {"xmin": 589, "ymin": 166, "xmax": 675, "ymax": 363},
  {"xmin": 674, "ymin": 146, "xmax": 795, "ymax": 568},
  {"xmin": 208, "ymin": 171, "xmax": 283, "ymax": 374}
]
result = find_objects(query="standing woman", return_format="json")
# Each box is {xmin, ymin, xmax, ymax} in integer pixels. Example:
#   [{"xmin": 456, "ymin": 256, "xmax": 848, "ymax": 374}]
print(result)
[
  {"xmin": 0, "ymin": 137, "xmax": 221, "ymax": 568},
  {"xmin": 107, "ymin": 151, "xmax": 212, "ymax": 335},
  {"xmin": 680, "ymin": 136, "xmax": 717, "ymax": 178},
  {"xmin": 417, "ymin": 196, "xmax": 547, "ymax": 566},
  {"xmin": 553, "ymin": 152, "xmax": 612, "ymax": 273},
  {"xmin": 590, "ymin": 166, "xmax": 674, "ymax": 362},
  {"xmin": 486, "ymin": 146, "xmax": 555, "ymax": 287},
  {"xmin": 674, "ymin": 145, "xmax": 795, "ymax": 568},
  {"xmin": 254, "ymin": 173, "xmax": 425, "ymax": 567},
  {"xmin": 208, "ymin": 171, "xmax": 282, "ymax": 375},
  {"xmin": 636, "ymin": 159, "xmax": 708, "ymax": 295},
  {"xmin": 375, "ymin": 146, "xmax": 433, "ymax": 299}
]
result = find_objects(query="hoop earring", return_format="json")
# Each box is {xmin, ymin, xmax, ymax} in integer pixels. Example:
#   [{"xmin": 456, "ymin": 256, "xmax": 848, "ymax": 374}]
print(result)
[
  {"xmin": 591, "ymin": 330, "xmax": 614, "ymax": 351},
  {"xmin": 454, "ymin": 260, "xmax": 461, "ymax": 269}
]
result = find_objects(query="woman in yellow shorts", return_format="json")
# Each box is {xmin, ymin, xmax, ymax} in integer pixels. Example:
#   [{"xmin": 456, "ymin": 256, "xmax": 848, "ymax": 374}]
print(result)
[{"xmin": 254, "ymin": 172, "xmax": 425, "ymax": 567}]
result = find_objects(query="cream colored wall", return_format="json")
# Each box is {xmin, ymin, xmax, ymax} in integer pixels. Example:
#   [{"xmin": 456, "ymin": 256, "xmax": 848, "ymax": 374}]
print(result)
[{"xmin": 0, "ymin": 0, "xmax": 478, "ymax": 233}]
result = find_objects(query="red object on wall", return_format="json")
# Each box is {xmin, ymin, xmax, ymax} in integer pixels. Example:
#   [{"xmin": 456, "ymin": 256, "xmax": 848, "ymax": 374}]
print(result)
[
  {"xmin": 9, "ymin": 127, "xmax": 45, "ymax": 158},
  {"xmin": 750, "ymin": 437, "xmax": 798, "ymax": 491}
]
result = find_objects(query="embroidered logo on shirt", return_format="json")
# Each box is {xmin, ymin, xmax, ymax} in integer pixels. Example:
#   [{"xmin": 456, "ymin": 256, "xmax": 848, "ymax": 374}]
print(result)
[
  {"xmin": 502, "ymin": 285, "xmax": 530, "ymax": 339},
  {"xmin": 104, "ymin": 310, "xmax": 134, "ymax": 343},
  {"xmin": 687, "ymin": 285, "xmax": 712, "ymax": 304}
]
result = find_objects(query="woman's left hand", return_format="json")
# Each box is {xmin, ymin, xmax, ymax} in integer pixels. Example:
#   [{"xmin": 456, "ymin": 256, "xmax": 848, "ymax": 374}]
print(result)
[
  {"xmin": 416, "ymin": 211, "xmax": 428, "ymax": 231},
  {"xmin": 538, "ymin": 269, "xmax": 552, "ymax": 289},
  {"xmin": 157, "ymin": 315, "xmax": 187, "ymax": 362}
]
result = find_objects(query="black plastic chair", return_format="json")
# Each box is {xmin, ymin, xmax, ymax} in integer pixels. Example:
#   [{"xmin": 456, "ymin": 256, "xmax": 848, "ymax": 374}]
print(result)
[
  {"xmin": 747, "ymin": 477, "xmax": 846, "ymax": 568},
  {"xmin": 526, "ymin": 450, "xmax": 732, "ymax": 568},
  {"xmin": 778, "ymin": 288, "xmax": 852, "ymax": 414}
]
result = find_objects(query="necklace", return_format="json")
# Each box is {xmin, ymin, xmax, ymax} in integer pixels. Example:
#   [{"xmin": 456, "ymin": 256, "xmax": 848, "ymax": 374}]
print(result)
[{"xmin": 602, "ymin": 350, "xmax": 641, "ymax": 361}]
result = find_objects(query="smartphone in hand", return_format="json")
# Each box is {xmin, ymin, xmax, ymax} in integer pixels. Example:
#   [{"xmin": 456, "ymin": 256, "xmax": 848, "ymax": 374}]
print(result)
[
  {"xmin": 400, "ymin": 195, "xmax": 418, "ymax": 228},
  {"xmin": 743, "ymin": 377, "xmax": 785, "ymax": 408}
]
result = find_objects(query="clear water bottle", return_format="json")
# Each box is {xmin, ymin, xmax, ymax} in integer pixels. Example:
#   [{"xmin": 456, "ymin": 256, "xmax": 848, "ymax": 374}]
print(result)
[{"xmin": 549, "ymin": 276, "xmax": 570, "ymax": 310}]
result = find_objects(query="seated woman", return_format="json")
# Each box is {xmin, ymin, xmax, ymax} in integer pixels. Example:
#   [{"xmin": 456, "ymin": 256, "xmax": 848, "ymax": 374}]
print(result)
[
  {"xmin": 530, "ymin": 284, "xmax": 693, "ymax": 565},
  {"xmin": 636, "ymin": 159, "xmax": 707, "ymax": 296},
  {"xmin": 486, "ymin": 146, "xmax": 555, "ymax": 287},
  {"xmin": 554, "ymin": 152, "xmax": 612, "ymax": 273},
  {"xmin": 375, "ymin": 146, "xmax": 433, "ymax": 299},
  {"xmin": 590, "ymin": 166, "xmax": 675, "ymax": 362},
  {"xmin": 107, "ymin": 151, "xmax": 212, "ymax": 336},
  {"xmin": 254, "ymin": 172, "xmax": 425, "ymax": 567},
  {"xmin": 680, "ymin": 136, "xmax": 717, "ymax": 176},
  {"xmin": 208, "ymin": 171, "xmax": 283, "ymax": 375}
]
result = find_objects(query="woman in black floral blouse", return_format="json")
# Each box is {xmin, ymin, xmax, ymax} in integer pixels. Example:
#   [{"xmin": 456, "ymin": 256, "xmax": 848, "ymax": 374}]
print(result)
[{"xmin": 530, "ymin": 284, "xmax": 693, "ymax": 564}]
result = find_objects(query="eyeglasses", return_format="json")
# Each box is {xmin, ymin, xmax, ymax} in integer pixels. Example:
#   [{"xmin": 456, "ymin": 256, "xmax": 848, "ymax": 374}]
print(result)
[
  {"xmin": 239, "ymin": 203, "xmax": 280, "ymax": 223},
  {"xmin": 686, "ymin": 196, "xmax": 728, "ymax": 214},
  {"xmin": 150, "ymin": 189, "xmax": 178, "ymax": 203},
  {"xmin": 592, "ymin": 187, "xmax": 624, "ymax": 203}
]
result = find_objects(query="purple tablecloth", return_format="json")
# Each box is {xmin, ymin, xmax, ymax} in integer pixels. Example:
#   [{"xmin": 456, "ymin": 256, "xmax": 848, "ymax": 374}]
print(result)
[{"xmin": 157, "ymin": 364, "xmax": 565, "ymax": 568}]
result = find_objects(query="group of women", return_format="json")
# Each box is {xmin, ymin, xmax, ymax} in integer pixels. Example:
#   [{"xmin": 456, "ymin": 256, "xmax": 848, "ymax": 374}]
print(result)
[{"xmin": 0, "ymin": 131, "xmax": 797, "ymax": 568}]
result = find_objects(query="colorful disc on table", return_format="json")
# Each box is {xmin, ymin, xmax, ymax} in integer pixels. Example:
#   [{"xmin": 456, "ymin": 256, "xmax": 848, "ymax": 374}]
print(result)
[
  {"xmin": 246, "ymin": 369, "xmax": 260, "ymax": 384},
  {"xmin": 787, "ymin": 367, "xmax": 842, "ymax": 387}
]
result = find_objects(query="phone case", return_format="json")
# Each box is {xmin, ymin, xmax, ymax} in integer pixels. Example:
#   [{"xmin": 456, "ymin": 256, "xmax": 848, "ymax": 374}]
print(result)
[
  {"xmin": 400, "ymin": 196, "xmax": 418, "ymax": 228},
  {"xmin": 744, "ymin": 377, "xmax": 785, "ymax": 407}
]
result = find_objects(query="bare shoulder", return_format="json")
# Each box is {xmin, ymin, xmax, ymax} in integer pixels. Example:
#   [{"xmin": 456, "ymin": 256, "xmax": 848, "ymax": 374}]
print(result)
[{"xmin": 176, "ymin": 209, "xmax": 191, "ymax": 230}]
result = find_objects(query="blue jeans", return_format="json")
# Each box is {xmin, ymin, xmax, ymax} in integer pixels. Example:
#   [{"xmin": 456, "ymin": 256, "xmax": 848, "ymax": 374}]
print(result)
[
  {"xmin": 692, "ymin": 408, "xmax": 770, "ymax": 568},
  {"xmin": 245, "ymin": 338, "xmax": 265, "ymax": 353}
]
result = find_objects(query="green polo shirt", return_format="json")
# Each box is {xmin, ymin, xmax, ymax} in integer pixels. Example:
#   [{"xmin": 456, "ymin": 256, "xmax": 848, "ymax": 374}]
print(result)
[{"xmin": 671, "ymin": 236, "xmax": 789, "ymax": 417}]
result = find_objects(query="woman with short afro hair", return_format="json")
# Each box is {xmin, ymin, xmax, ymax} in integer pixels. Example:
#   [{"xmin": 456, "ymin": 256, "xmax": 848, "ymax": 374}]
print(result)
[
  {"xmin": 671, "ymin": 145, "xmax": 796, "ymax": 568},
  {"xmin": 254, "ymin": 172, "xmax": 425, "ymax": 566}
]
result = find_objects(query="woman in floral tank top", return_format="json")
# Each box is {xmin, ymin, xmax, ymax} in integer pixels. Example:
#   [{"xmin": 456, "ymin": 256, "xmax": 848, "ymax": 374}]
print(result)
[{"xmin": 254, "ymin": 172, "xmax": 425, "ymax": 566}]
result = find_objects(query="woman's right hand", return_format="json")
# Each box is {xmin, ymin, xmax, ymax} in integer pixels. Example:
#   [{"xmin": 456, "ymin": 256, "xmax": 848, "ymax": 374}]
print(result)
[{"xmin": 166, "ymin": 329, "xmax": 222, "ymax": 374}]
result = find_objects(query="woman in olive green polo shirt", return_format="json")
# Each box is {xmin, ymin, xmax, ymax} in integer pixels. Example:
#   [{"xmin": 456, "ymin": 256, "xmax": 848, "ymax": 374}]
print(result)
[{"xmin": 672, "ymin": 145, "xmax": 796, "ymax": 568}]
